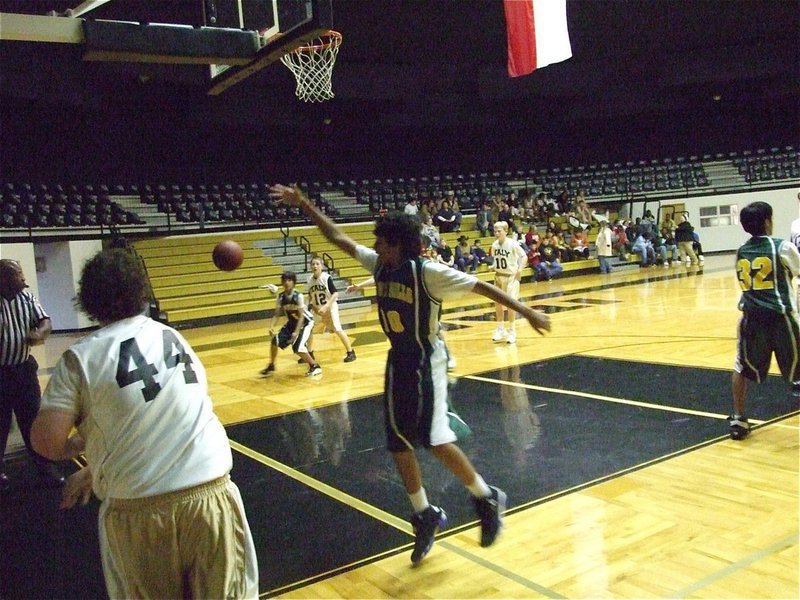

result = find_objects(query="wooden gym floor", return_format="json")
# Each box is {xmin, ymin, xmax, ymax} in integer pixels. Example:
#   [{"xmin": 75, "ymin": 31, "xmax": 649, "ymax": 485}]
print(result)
[{"xmin": 1, "ymin": 252, "xmax": 797, "ymax": 599}]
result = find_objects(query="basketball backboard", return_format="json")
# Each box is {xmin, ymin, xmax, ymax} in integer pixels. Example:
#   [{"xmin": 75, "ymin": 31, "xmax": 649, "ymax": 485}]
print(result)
[{"xmin": 0, "ymin": 0, "xmax": 332, "ymax": 94}]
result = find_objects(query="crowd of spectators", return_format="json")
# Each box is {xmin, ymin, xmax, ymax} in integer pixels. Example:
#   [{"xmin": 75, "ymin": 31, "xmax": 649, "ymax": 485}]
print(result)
[{"xmin": 414, "ymin": 184, "xmax": 705, "ymax": 280}]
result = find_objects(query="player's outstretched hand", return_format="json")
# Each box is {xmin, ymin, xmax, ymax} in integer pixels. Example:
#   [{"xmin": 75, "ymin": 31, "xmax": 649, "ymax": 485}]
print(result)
[
  {"xmin": 521, "ymin": 306, "xmax": 551, "ymax": 335},
  {"xmin": 259, "ymin": 283, "xmax": 278, "ymax": 293},
  {"xmin": 60, "ymin": 467, "xmax": 93, "ymax": 510},
  {"xmin": 269, "ymin": 184, "xmax": 305, "ymax": 206}
]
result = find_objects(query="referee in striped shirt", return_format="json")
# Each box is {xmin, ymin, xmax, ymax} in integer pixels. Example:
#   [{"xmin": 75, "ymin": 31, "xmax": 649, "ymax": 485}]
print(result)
[{"xmin": 1, "ymin": 259, "xmax": 64, "ymax": 489}]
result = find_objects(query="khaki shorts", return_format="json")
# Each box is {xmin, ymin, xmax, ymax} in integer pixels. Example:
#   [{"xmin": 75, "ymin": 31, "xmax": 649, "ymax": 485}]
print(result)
[
  {"xmin": 99, "ymin": 475, "xmax": 259, "ymax": 599},
  {"xmin": 495, "ymin": 274, "xmax": 520, "ymax": 300},
  {"xmin": 315, "ymin": 301, "xmax": 343, "ymax": 332}
]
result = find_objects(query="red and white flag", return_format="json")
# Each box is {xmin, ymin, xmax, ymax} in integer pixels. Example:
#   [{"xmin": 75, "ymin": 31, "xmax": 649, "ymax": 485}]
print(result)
[{"xmin": 504, "ymin": 0, "xmax": 572, "ymax": 78}]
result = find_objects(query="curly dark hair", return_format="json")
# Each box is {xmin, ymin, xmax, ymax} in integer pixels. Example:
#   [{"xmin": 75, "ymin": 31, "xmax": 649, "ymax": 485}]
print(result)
[
  {"xmin": 374, "ymin": 211, "xmax": 422, "ymax": 261},
  {"xmin": 77, "ymin": 249, "xmax": 149, "ymax": 323}
]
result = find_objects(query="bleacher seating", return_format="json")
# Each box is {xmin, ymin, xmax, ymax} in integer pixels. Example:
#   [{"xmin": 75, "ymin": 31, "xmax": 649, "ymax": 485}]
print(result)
[
  {"xmin": 733, "ymin": 145, "xmax": 799, "ymax": 183},
  {"xmin": 2, "ymin": 146, "xmax": 797, "ymax": 231}
]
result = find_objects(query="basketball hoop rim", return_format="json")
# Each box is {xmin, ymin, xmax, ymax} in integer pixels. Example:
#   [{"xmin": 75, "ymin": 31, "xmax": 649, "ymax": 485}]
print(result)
[{"xmin": 291, "ymin": 30, "xmax": 342, "ymax": 53}]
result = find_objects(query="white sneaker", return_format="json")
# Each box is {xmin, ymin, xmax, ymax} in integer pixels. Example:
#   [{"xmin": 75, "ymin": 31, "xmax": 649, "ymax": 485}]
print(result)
[
  {"xmin": 685, "ymin": 258, "xmax": 692, "ymax": 265},
  {"xmin": 506, "ymin": 331, "xmax": 516, "ymax": 344},
  {"xmin": 662, "ymin": 263, "xmax": 669, "ymax": 269},
  {"xmin": 698, "ymin": 255, "xmax": 704, "ymax": 264},
  {"xmin": 492, "ymin": 327, "xmax": 506, "ymax": 342}
]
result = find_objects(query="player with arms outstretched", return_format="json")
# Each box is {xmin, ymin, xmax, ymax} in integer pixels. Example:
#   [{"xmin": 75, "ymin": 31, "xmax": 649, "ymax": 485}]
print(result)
[{"xmin": 269, "ymin": 184, "xmax": 550, "ymax": 565}]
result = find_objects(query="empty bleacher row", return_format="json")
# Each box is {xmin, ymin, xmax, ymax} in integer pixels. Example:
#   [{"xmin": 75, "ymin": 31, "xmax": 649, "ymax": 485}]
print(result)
[
  {"xmin": 138, "ymin": 182, "xmax": 337, "ymax": 224},
  {"xmin": 1, "ymin": 183, "xmax": 143, "ymax": 228},
  {"xmin": 2, "ymin": 145, "xmax": 797, "ymax": 231},
  {"xmin": 733, "ymin": 147, "xmax": 799, "ymax": 183},
  {"xmin": 530, "ymin": 158, "xmax": 709, "ymax": 196}
]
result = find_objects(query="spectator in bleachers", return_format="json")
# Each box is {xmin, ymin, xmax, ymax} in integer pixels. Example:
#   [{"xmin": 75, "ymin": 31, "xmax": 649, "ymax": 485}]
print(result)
[
  {"xmin": 455, "ymin": 235, "xmax": 479, "ymax": 273},
  {"xmin": 556, "ymin": 190, "xmax": 571, "ymax": 215},
  {"xmin": 571, "ymin": 197, "xmax": 593, "ymax": 231},
  {"xmin": 546, "ymin": 220, "xmax": 560, "ymax": 237},
  {"xmin": 612, "ymin": 219, "xmax": 631, "ymax": 260},
  {"xmin": 552, "ymin": 232, "xmax": 574, "ymax": 262},
  {"xmin": 536, "ymin": 237, "xmax": 564, "ymax": 281},
  {"xmin": 471, "ymin": 239, "xmax": 492, "ymax": 268},
  {"xmin": 640, "ymin": 210, "xmax": 657, "ymax": 235},
  {"xmin": 570, "ymin": 227, "xmax": 590, "ymax": 259},
  {"xmin": 654, "ymin": 227, "xmax": 680, "ymax": 267},
  {"xmin": 497, "ymin": 200, "xmax": 517, "ymax": 234},
  {"xmin": 520, "ymin": 190, "xmax": 535, "ymax": 224},
  {"xmin": 451, "ymin": 196, "xmax": 463, "ymax": 232},
  {"xmin": 596, "ymin": 221, "xmax": 614, "ymax": 274},
  {"xmin": 421, "ymin": 215, "xmax": 440, "ymax": 249},
  {"xmin": 404, "ymin": 197, "xmax": 418, "ymax": 216},
  {"xmin": 435, "ymin": 199, "xmax": 457, "ymax": 233},
  {"xmin": 675, "ymin": 215, "xmax": 699, "ymax": 265},
  {"xmin": 625, "ymin": 219, "xmax": 638, "ymax": 245},
  {"xmin": 632, "ymin": 230, "xmax": 656, "ymax": 267},
  {"xmin": 524, "ymin": 225, "xmax": 540, "ymax": 249},
  {"xmin": 476, "ymin": 201, "xmax": 493, "ymax": 236},
  {"xmin": 437, "ymin": 239, "xmax": 455, "ymax": 267},
  {"xmin": 661, "ymin": 213, "xmax": 677, "ymax": 234}
]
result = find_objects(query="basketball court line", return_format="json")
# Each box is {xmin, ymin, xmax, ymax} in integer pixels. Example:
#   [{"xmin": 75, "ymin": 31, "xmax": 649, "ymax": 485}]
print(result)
[
  {"xmin": 462, "ymin": 373, "xmax": 768, "ymax": 424},
  {"xmin": 666, "ymin": 532, "xmax": 799, "ymax": 599},
  {"xmin": 438, "ymin": 540, "xmax": 567, "ymax": 599},
  {"xmin": 229, "ymin": 439, "xmax": 412, "ymax": 534}
]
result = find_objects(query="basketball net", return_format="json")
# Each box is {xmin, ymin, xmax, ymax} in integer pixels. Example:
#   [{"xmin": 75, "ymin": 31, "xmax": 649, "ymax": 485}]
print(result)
[{"xmin": 280, "ymin": 31, "xmax": 342, "ymax": 102}]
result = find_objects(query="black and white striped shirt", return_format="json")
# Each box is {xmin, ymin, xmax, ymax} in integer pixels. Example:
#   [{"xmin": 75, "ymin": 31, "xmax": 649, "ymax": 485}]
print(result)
[{"xmin": 1, "ymin": 291, "xmax": 49, "ymax": 366}]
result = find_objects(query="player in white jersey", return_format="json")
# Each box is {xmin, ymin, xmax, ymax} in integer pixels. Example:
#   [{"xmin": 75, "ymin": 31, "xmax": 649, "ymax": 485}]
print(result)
[
  {"xmin": 306, "ymin": 256, "xmax": 356, "ymax": 362},
  {"xmin": 31, "ymin": 248, "xmax": 258, "ymax": 600},
  {"xmin": 490, "ymin": 221, "xmax": 529, "ymax": 344}
]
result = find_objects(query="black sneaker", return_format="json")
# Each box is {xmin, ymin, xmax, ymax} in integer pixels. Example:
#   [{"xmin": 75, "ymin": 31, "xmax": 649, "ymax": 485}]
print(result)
[
  {"xmin": 472, "ymin": 486, "xmax": 507, "ymax": 547},
  {"xmin": 343, "ymin": 350, "xmax": 357, "ymax": 363},
  {"xmin": 728, "ymin": 415, "xmax": 750, "ymax": 440},
  {"xmin": 410, "ymin": 505, "xmax": 447, "ymax": 565},
  {"xmin": 306, "ymin": 364, "xmax": 322, "ymax": 377},
  {"xmin": 259, "ymin": 364, "xmax": 275, "ymax": 376}
]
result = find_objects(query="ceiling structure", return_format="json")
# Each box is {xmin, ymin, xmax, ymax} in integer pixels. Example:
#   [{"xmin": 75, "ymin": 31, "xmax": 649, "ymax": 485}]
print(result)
[{"xmin": 1, "ymin": 0, "xmax": 798, "ymax": 180}]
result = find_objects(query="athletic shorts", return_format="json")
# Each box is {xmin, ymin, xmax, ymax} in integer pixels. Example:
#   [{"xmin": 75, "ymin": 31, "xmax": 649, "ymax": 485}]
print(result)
[
  {"xmin": 99, "ymin": 475, "xmax": 259, "ymax": 599},
  {"xmin": 734, "ymin": 309, "xmax": 800, "ymax": 384},
  {"xmin": 314, "ymin": 302, "xmax": 343, "ymax": 332},
  {"xmin": 274, "ymin": 320, "xmax": 314, "ymax": 353},
  {"xmin": 384, "ymin": 345, "xmax": 456, "ymax": 452},
  {"xmin": 494, "ymin": 273, "xmax": 520, "ymax": 300}
]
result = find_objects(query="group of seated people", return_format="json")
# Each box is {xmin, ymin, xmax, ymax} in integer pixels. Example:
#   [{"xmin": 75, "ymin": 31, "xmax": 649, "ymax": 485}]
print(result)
[
  {"xmin": 409, "ymin": 184, "xmax": 705, "ymax": 280},
  {"xmin": 610, "ymin": 212, "xmax": 704, "ymax": 268}
]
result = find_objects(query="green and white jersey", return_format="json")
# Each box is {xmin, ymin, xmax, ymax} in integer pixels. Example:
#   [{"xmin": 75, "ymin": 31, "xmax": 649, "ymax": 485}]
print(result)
[{"xmin": 735, "ymin": 236, "xmax": 800, "ymax": 314}]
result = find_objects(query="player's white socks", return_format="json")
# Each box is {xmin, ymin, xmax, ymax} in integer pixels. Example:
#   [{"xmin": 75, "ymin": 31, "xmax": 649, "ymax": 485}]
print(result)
[
  {"xmin": 409, "ymin": 488, "xmax": 430, "ymax": 513},
  {"xmin": 467, "ymin": 474, "xmax": 492, "ymax": 498}
]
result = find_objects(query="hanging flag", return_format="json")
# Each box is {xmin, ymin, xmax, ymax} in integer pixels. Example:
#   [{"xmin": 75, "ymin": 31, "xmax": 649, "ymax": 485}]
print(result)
[{"xmin": 504, "ymin": 0, "xmax": 572, "ymax": 78}]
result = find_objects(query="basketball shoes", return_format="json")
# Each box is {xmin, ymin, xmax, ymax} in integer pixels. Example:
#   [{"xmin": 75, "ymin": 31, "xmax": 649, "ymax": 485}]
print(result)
[
  {"xmin": 410, "ymin": 505, "xmax": 448, "ymax": 565},
  {"xmin": 472, "ymin": 486, "xmax": 507, "ymax": 547}
]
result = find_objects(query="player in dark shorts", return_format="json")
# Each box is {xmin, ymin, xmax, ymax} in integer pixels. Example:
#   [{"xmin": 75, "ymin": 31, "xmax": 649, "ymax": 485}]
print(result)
[
  {"xmin": 261, "ymin": 271, "xmax": 321, "ymax": 377},
  {"xmin": 730, "ymin": 201, "xmax": 800, "ymax": 439},
  {"xmin": 269, "ymin": 183, "xmax": 550, "ymax": 565}
]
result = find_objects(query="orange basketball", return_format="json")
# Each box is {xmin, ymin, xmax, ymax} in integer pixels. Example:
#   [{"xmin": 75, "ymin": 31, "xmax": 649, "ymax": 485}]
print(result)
[{"xmin": 212, "ymin": 240, "xmax": 244, "ymax": 271}]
